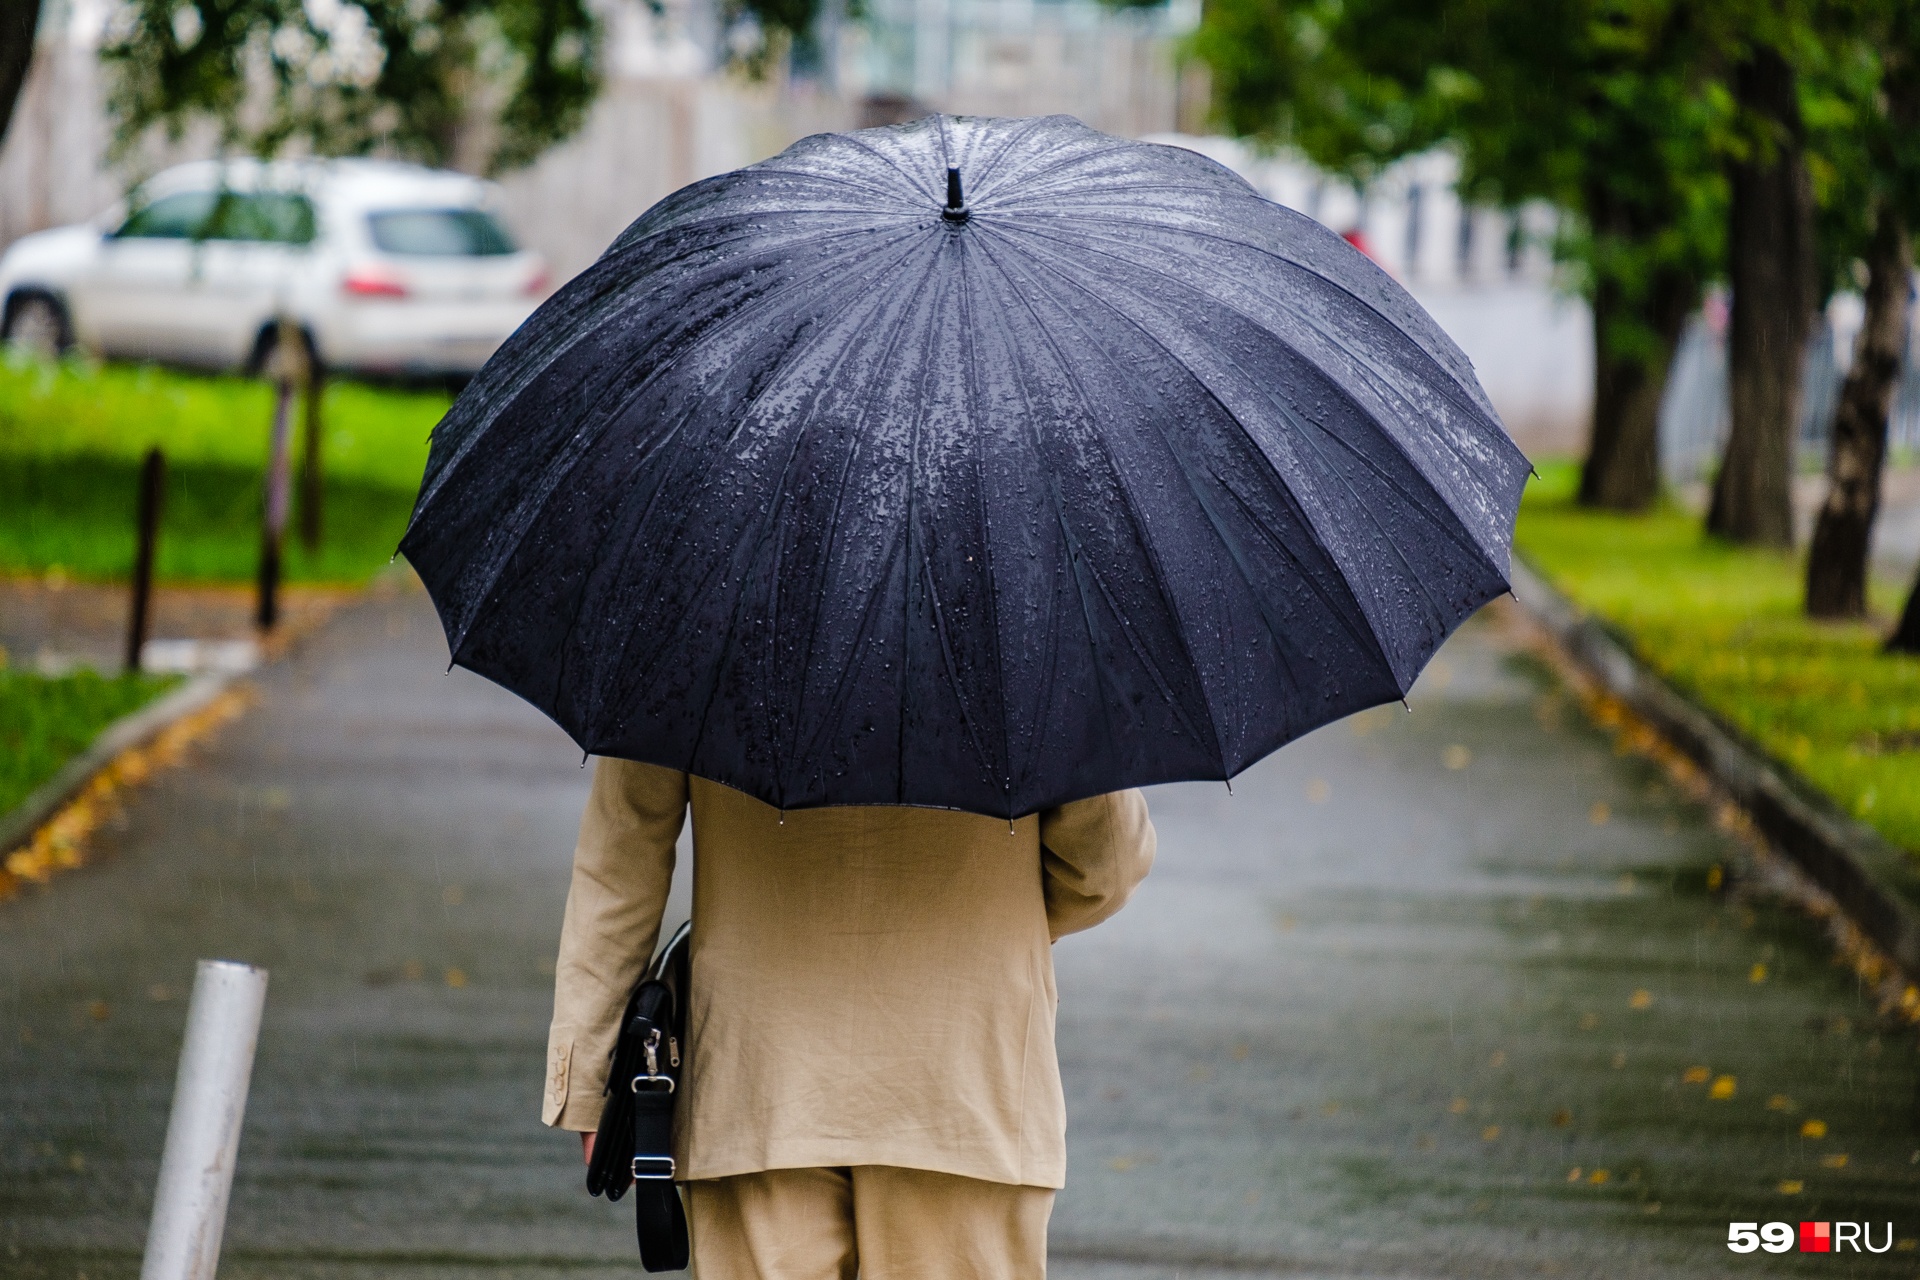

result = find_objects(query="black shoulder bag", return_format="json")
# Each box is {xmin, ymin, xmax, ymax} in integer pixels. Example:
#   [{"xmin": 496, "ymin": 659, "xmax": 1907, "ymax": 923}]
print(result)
[{"xmin": 586, "ymin": 920, "xmax": 691, "ymax": 1271}]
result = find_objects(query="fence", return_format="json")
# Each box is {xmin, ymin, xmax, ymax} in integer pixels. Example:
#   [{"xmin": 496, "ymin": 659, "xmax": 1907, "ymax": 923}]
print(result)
[{"xmin": 1660, "ymin": 287, "xmax": 1920, "ymax": 484}]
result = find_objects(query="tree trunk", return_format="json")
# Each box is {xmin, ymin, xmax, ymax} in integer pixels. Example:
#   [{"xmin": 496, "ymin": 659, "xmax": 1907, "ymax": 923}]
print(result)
[
  {"xmin": 0, "ymin": 0, "xmax": 43, "ymax": 149},
  {"xmin": 1580, "ymin": 262, "xmax": 1697, "ymax": 510},
  {"xmin": 1805, "ymin": 205, "xmax": 1911, "ymax": 618},
  {"xmin": 1707, "ymin": 46, "xmax": 1818, "ymax": 548},
  {"xmin": 1891, "ymin": 565, "xmax": 1920, "ymax": 654}
]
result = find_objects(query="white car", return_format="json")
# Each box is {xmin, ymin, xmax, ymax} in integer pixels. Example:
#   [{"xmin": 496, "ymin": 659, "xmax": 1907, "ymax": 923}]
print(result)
[{"xmin": 0, "ymin": 158, "xmax": 547, "ymax": 378}]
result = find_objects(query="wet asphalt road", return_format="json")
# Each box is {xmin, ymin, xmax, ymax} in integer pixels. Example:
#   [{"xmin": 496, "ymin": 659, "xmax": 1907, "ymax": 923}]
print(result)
[{"xmin": 2, "ymin": 586, "xmax": 1917, "ymax": 1279}]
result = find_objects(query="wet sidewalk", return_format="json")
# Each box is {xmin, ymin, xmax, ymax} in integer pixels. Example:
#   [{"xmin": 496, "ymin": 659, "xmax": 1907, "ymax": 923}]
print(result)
[
  {"xmin": 1, "ymin": 587, "xmax": 1915, "ymax": 1278},
  {"xmin": 1052, "ymin": 608, "xmax": 1919, "ymax": 1278}
]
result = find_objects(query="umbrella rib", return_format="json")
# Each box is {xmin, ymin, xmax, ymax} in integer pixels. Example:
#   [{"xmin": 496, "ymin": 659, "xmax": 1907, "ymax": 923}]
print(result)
[
  {"xmin": 892, "ymin": 248, "xmax": 961, "ymax": 804},
  {"xmin": 782, "ymin": 271, "xmax": 954, "ymax": 787},
  {"xmin": 1008, "ymin": 216, "xmax": 1501, "ymax": 440},
  {"xmin": 948, "ymin": 114, "xmax": 1064, "ymax": 202},
  {"xmin": 436, "ymin": 228, "xmax": 933, "ymax": 661},
  {"xmin": 996, "ymin": 224, "xmax": 1508, "ymax": 574},
  {"xmin": 970, "ymin": 234, "xmax": 1228, "ymax": 775},
  {"xmin": 1041, "ymin": 231, "xmax": 1474, "ymax": 689},
  {"xmin": 762, "ymin": 245, "xmax": 957, "ymax": 800},
  {"xmin": 962, "ymin": 242, "xmax": 1130, "ymax": 788},
  {"xmin": 955, "ymin": 246, "xmax": 1018, "ymax": 811},
  {"xmin": 411, "ymin": 220, "xmax": 924, "ymax": 533},
  {"xmin": 979, "ymin": 226, "xmax": 1408, "ymax": 693},
  {"xmin": 808, "ymin": 132, "xmax": 949, "ymax": 205},
  {"xmin": 968, "ymin": 136, "xmax": 1154, "ymax": 204},
  {"xmin": 609, "ymin": 243, "xmax": 948, "ymax": 780}
]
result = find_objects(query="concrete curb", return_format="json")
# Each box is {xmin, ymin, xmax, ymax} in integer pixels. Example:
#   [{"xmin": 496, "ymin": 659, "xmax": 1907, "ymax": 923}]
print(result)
[
  {"xmin": 0, "ymin": 672, "xmax": 236, "ymax": 858},
  {"xmin": 1509, "ymin": 555, "xmax": 1920, "ymax": 980}
]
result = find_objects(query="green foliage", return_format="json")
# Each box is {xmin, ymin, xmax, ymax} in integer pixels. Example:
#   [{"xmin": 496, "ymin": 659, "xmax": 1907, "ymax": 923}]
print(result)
[
  {"xmin": 101, "ymin": 0, "xmax": 826, "ymax": 170},
  {"xmin": 1192, "ymin": 0, "xmax": 1728, "ymax": 355},
  {"xmin": 0, "ymin": 668, "xmax": 182, "ymax": 818},
  {"xmin": 101, "ymin": 0, "xmax": 599, "ymax": 174},
  {"xmin": 0, "ymin": 355, "xmax": 445, "ymax": 582},
  {"xmin": 1796, "ymin": 0, "xmax": 1920, "ymax": 297},
  {"xmin": 1517, "ymin": 460, "xmax": 1920, "ymax": 856}
]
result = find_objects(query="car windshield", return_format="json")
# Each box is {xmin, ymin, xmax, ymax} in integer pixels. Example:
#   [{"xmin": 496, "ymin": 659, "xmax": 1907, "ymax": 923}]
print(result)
[
  {"xmin": 116, "ymin": 190, "xmax": 316, "ymax": 244},
  {"xmin": 368, "ymin": 209, "xmax": 517, "ymax": 257}
]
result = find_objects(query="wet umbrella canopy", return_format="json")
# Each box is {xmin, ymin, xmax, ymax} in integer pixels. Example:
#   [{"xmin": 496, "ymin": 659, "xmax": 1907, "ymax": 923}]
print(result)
[{"xmin": 400, "ymin": 114, "xmax": 1531, "ymax": 818}]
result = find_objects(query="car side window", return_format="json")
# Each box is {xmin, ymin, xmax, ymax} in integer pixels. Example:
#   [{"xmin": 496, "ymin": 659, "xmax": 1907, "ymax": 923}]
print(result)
[
  {"xmin": 115, "ymin": 191, "xmax": 316, "ymax": 245},
  {"xmin": 208, "ymin": 193, "xmax": 317, "ymax": 245},
  {"xmin": 115, "ymin": 191, "xmax": 218, "ymax": 239}
]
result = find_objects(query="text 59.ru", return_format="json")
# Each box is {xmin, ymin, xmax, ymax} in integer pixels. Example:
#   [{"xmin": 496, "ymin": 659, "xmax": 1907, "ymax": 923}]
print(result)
[{"xmin": 1728, "ymin": 1222, "xmax": 1895, "ymax": 1254}]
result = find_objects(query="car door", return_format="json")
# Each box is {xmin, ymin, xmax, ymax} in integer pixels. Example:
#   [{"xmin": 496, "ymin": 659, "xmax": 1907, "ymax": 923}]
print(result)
[
  {"xmin": 68, "ymin": 191, "xmax": 215, "ymax": 363},
  {"xmin": 195, "ymin": 191, "xmax": 319, "ymax": 368}
]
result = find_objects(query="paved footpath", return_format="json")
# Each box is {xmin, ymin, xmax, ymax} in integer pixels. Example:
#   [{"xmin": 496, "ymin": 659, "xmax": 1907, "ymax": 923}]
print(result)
[{"xmin": 2, "ymin": 586, "xmax": 1916, "ymax": 1279}]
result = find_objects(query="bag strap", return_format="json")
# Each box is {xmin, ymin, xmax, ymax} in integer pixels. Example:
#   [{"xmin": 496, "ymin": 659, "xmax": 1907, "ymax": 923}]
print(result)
[{"xmin": 631, "ymin": 1083, "xmax": 687, "ymax": 1270}]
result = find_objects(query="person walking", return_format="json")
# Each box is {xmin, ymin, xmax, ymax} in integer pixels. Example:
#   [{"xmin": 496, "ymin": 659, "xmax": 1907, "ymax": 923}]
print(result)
[{"xmin": 543, "ymin": 759, "xmax": 1156, "ymax": 1278}]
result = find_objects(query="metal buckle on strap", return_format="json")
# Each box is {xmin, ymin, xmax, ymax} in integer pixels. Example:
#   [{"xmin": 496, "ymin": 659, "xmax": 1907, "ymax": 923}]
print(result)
[
  {"xmin": 632, "ymin": 1154, "xmax": 676, "ymax": 1180},
  {"xmin": 631, "ymin": 1074, "xmax": 675, "ymax": 1093}
]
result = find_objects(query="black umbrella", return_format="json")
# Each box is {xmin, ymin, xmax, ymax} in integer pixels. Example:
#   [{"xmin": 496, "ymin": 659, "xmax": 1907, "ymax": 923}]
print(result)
[{"xmin": 400, "ymin": 114, "xmax": 1529, "ymax": 818}]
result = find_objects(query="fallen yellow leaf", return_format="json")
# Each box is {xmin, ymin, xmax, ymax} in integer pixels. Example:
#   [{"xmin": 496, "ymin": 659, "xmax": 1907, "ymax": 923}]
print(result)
[
  {"xmin": 1629, "ymin": 989, "xmax": 1653, "ymax": 1010},
  {"xmin": 1481, "ymin": 1126, "xmax": 1500, "ymax": 1142},
  {"xmin": 1820, "ymin": 1154, "xmax": 1849, "ymax": 1169},
  {"xmin": 1682, "ymin": 1065, "xmax": 1711, "ymax": 1084},
  {"xmin": 1778, "ymin": 1180, "xmax": 1804, "ymax": 1195},
  {"xmin": 1750, "ymin": 963, "xmax": 1768, "ymax": 983},
  {"xmin": 1709, "ymin": 1075, "xmax": 1737, "ymax": 1100},
  {"xmin": 1588, "ymin": 1168, "xmax": 1609, "ymax": 1184},
  {"xmin": 444, "ymin": 968, "xmax": 468, "ymax": 989},
  {"xmin": 1766, "ymin": 1095, "xmax": 1793, "ymax": 1112},
  {"xmin": 1706, "ymin": 864, "xmax": 1724, "ymax": 891},
  {"xmin": 1590, "ymin": 802, "xmax": 1611, "ymax": 826},
  {"xmin": 1566, "ymin": 1166, "xmax": 1583, "ymax": 1182},
  {"xmin": 1801, "ymin": 1119, "xmax": 1828, "ymax": 1139},
  {"xmin": 1449, "ymin": 1097, "xmax": 1470, "ymax": 1114}
]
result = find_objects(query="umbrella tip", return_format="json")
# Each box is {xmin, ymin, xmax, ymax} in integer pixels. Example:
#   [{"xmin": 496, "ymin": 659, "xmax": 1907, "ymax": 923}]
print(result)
[{"xmin": 943, "ymin": 167, "xmax": 968, "ymax": 222}]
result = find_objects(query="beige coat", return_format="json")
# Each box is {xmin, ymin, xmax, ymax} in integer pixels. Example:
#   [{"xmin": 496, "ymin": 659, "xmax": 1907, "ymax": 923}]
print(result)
[{"xmin": 543, "ymin": 759, "xmax": 1155, "ymax": 1188}]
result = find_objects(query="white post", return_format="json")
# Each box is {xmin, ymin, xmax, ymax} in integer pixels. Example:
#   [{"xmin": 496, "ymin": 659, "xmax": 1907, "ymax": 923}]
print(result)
[{"xmin": 140, "ymin": 960, "xmax": 269, "ymax": 1280}]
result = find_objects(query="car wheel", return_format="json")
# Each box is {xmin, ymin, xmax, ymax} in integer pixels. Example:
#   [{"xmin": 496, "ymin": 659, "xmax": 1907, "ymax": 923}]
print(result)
[{"xmin": 3, "ymin": 292, "xmax": 72, "ymax": 360}]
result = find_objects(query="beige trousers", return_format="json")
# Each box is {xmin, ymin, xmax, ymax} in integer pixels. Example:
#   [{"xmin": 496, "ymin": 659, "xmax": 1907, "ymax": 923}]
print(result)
[{"xmin": 683, "ymin": 1165, "xmax": 1054, "ymax": 1279}]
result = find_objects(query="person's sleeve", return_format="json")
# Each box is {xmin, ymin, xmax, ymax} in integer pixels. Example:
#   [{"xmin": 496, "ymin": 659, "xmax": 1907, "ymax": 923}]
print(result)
[
  {"xmin": 1039, "ymin": 788, "xmax": 1156, "ymax": 941},
  {"xmin": 543, "ymin": 758, "xmax": 688, "ymax": 1131}
]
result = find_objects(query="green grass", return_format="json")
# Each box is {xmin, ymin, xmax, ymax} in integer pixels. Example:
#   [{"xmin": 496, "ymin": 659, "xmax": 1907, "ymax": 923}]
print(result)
[
  {"xmin": 0, "ymin": 668, "xmax": 182, "ymax": 818},
  {"xmin": 0, "ymin": 353, "xmax": 448, "ymax": 583},
  {"xmin": 1514, "ymin": 460, "xmax": 1920, "ymax": 855}
]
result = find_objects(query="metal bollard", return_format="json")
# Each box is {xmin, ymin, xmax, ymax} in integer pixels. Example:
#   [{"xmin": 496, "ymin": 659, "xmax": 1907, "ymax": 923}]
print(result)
[{"xmin": 140, "ymin": 960, "xmax": 269, "ymax": 1280}]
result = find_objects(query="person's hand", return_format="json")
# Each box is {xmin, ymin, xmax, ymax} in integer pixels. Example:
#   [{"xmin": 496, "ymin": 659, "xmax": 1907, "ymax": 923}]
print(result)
[{"xmin": 581, "ymin": 1131, "xmax": 596, "ymax": 1165}]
